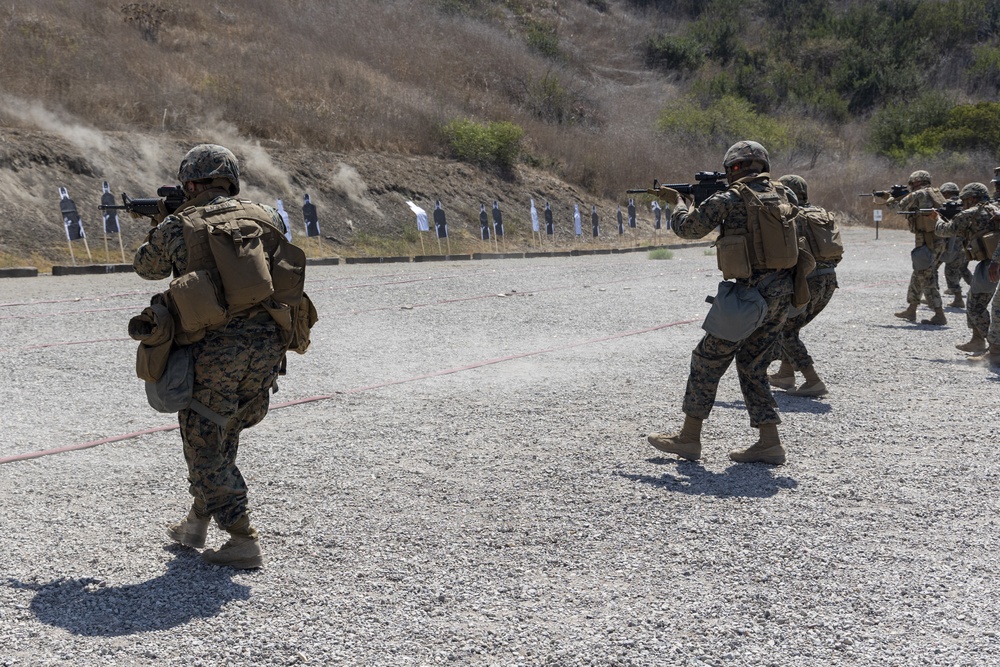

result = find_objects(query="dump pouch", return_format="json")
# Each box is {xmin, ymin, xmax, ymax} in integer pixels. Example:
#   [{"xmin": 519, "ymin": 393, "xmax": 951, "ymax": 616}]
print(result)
[
  {"xmin": 145, "ymin": 345, "xmax": 194, "ymax": 413},
  {"xmin": 911, "ymin": 244, "xmax": 935, "ymax": 271},
  {"xmin": 701, "ymin": 281, "xmax": 768, "ymax": 342},
  {"xmin": 942, "ymin": 237, "xmax": 965, "ymax": 264},
  {"xmin": 971, "ymin": 260, "xmax": 1000, "ymax": 295}
]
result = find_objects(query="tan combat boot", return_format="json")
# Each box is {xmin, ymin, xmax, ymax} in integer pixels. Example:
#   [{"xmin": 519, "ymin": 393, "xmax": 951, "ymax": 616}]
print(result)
[
  {"xmin": 894, "ymin": 304, "xmax": 917, "ymax": 322},
  {"xmin": 956, "ymin": 329, "xmax": 987, "ymax": 353},
  {"xmin": 968, "ymin": 343, "xmax": 1000, "ymax": 364},
  {"xmin": 950, "ymin": 289, "xmax": 964, "ymax": 309},
  {"xmin": 921, "ymin": 308, "xmax": 947, "ymax": 325},
  {"xmin": 202, "ymin": 516, "xmax": 263, "ymax": 569},
  {"xmin": 647, "ymin": 415, "xmax": 702, "ymax": 461},
  {"xmin": 768, "ymin": 361, "xmax": 796, "ymax": 390},
  {"xmin": 786, "ymin": 365, "xmax": 827, "ymax": 397},
  {"xmin": 167, "ymin": 507, "xmax": 210, "ymax": 548},
  {"xmin": 729, "ymin": 424, "xmax": 786, "ymax": 465}
]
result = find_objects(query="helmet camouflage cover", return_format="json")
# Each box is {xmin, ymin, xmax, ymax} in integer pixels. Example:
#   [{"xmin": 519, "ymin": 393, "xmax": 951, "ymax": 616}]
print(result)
[
  {"xmin": 778, "ymin": 174, "xmax": 808, "ymax": 205},
  {"xmin": 940, "ymin": 182, "xmax": 959, "ymax": 196},
  {"xmin": 723, "ymin": 140, "xmax": 770, "ymax": 172},
  {"xmin": 959, "ymin": 182, "xmax": 990, "ymax": 202},
  {"xmin": 177, "ymin": 143, "xmax": 240, "ymax": 195},
  {"xmin": 907, "ymin": 170, "xmax": 931, "ymax": 186}
]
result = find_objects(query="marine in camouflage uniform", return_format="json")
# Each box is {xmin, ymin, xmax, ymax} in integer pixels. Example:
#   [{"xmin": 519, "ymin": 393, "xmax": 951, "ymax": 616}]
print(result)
[
  {"xmin": 939, "ymin": 182, "xmax": 972, "ymax": 307},
  {"xmin": 934, "ymin": 183, "xmax": 1000, "ymax": 354},
  {"xmin": 971, "ymin": 175, "xmax": 1000, "ymax": 362},
  {"xmin": 647, "ymin": 141, "xmax": 793, "ymax": 466},
  {"xmin": 882, "ymin": 170, "xmax": 948, "ymax": 325},
  {"xmin": 133, "ymin": 144, "xmax": 287, "ymax": 569},
  {"xmin": 767, "ymin": 175, "xmax": 839, "ymax": 397}
]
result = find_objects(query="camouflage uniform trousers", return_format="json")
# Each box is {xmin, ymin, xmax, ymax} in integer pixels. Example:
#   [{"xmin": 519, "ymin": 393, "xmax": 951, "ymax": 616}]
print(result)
[
  {"xmin": 907, "ymin": 238, "xmax": 946, "ymax": 309},
  {"xmin": 966, "ymin": 289, "xmax": 995, "ymax": 336},
  {"xmin": 777, "ymin": 271, "xmax": 838, "ymax": 370},
  {"xmin": 179, "ymin": 316, "xmax": 286, "ymax": 531},
  {"xmin": 683, "ymin": 293, "xmax": 791, "ymax": 427},
  {"xmin": 945, "ymin": 254, "xmax": 972, "ymax": 292},
  {"xmin": 989, "ymin": 289, "xmax": 1000, "ymax": 346}
]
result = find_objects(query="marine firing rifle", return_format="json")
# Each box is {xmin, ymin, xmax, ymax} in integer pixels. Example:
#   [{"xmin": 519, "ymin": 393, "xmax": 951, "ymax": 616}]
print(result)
[
  {"xmin": 98, "ymin": 185, "xmax": 185, "ymax": 220},
  {"xmin": 628, "ymin": 171, "xmax": 728, "ymax": 206},
  {"xmin": 858, "ymin": 185, "xmax": 909, "ymax": 199},
  {"xmin": 897, "ymin": 200, "xmax": 964, "ymax": 221}
]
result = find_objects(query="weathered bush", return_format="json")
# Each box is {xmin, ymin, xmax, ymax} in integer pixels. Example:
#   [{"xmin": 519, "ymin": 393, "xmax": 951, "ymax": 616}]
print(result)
[{"xmin": 442, "ymin": 118, "xmax": 524, "ymax": 173}]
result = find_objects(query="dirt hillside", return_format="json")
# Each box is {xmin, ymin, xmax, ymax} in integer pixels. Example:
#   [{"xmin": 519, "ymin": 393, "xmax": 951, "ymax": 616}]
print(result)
[{"xmin": 0, "ymin": 125, "xmax": 660, "ymax": 268}]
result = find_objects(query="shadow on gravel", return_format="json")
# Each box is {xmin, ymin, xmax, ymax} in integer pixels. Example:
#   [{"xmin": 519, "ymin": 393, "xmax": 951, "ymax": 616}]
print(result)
[
  {"xmin": 5, "ymin": 545, "xmax": 250, "ymax": 636},
  {"xmin": 773, "ymin": 395, "xmax": 833, "ymax": 414},
  {"xmin": 619, "ymin": 460, "xmax": 797, "ymax": 499}
]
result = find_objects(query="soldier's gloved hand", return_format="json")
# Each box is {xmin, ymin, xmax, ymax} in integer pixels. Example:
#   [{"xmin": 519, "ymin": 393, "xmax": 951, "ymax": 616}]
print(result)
[
  {"xmin": 657, "ymin": 187, "xmax": 682, "ymax": 207},
  {"xmin": 989, "ymin": 261, "xmax": 999, "ymax": 284},
  {"xmin": 874, "ymin": 190, "xmax": 890, "ymax": 201}
]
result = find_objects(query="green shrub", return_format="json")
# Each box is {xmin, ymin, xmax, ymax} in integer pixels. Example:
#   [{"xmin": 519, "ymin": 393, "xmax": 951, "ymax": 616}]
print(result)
[
  {"xmin": 644, "ymin": 34, "xmax": 704, "ymax": 74},
  {"xmin": 648, "ymin": 248, "xmax": 674, "ymax": 260},
  {"xmin": 442, "ymin": 118, "xmax": 524, "ymax": 172},
  {"xmin": 906, "ymin": 101, "xmax": 1000, "ymax": 159},
  {"xmin": 525, "ymin": 19, "xmax": 560, "ymax": 58},
  {"xmin": 969, "ymin": 44, "xmax": 1000, "ymax": 95},
  {"xmin": 868, "ymin": 92, "xmax": 953, "ymax": 158},
  {"xmin": 656, "ymin": 94, "xmax": 790, "ymax": 150}
]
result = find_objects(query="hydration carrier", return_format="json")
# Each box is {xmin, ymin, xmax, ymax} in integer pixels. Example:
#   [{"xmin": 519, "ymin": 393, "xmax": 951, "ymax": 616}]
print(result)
[
  {"xmin": 800, "ymin": 207, "xmax": 844, "ymax": 262},
  {"xmin": 716, "ymin": 180, "xmax": 798, "ymax": 279}
]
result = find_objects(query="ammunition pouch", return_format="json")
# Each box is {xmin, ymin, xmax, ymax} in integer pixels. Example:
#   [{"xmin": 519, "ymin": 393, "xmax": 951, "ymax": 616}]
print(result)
[
  {"xmin": 969, "ymin": 231, "xmax": 1000, "ymax": 262},
  {"xmin": 715, "ymin": 234, "xmax": 752, "ymax": 280},
  {"xmin": 169, "ymin": 269, "xmax": 228, "ymax": 333}
]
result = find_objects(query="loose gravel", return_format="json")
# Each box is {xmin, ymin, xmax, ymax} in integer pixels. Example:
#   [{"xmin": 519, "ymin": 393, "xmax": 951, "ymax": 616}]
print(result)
[{"xmin": 1, "ymin": 227, "xmax": 998, "ymax": 666}]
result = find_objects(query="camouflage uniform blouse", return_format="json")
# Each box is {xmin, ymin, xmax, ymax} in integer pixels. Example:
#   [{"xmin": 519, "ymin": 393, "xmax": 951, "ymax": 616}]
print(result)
[
  {"xmin": 886, "ymin": 186, "xmax": 942, "ymax": 217},
  {"xmin": 671, "ymin": 174, "xmax": 794, "ymax": 299},
  {"xmin": 935, "ymin": 202, "xmax": 1000, "ymax": 245}
]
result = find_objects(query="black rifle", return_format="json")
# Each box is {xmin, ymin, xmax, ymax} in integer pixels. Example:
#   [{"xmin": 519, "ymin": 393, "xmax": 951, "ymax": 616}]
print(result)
[
  {"xmin": 98, "ymin": 185, "xmax": 185, "ymax": 219},
  {"xmin": 628, "ymin": 171, "xmax": 728, "ymax": 206},
  {"xmin": 898, "ymin": 200, "xmax": 964, "ymax": 220},
  {"xmin": 858, "ymin": 185, "xmax": 909, "ymax": 199}
]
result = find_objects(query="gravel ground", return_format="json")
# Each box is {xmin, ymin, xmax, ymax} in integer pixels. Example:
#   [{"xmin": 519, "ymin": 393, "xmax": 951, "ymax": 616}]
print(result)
[{"xmin": 1, "ymin": 227, "xmax": 998, "ymax": 667}]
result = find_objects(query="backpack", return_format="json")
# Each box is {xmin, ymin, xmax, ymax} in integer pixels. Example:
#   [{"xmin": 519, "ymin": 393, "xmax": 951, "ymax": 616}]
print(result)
[
  {"xmin": 732, "ymin": 181, "xmax": 799, "ymax": 270},
  {"xmin": 800, "ymin": 207, "xmax": 844, "ymax": 262},
  {"xmin": 175, "ymin": 199, "xmax": 317, "ymax": 353}
]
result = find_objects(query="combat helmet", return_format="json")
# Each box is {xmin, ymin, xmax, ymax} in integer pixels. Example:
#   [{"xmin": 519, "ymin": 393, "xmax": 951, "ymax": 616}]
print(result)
[
  {"xmin": 907, "ymin": 170, "xmax": 931, "ymax": 187},
  {"xmin": 959, "ymin": 182, "xmax": 990, "ymax": 203},
  {"xmin": 992, "ymin": 167, "xmax": 1000, "ymax": 184},
  {"xmin": 778, "ymin": 174, "xmax": 808, "ymax": 205},
  {"xmin": 940, "ymin": 182, "xmax": 959, "ymax": 198},
  {"xmin": 723, "ymin": 140, "xmax": 770, "ymax": 174},
  {"xmin": 177, "ymin": 144, "xmax": 240, "ymax": 195}
]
